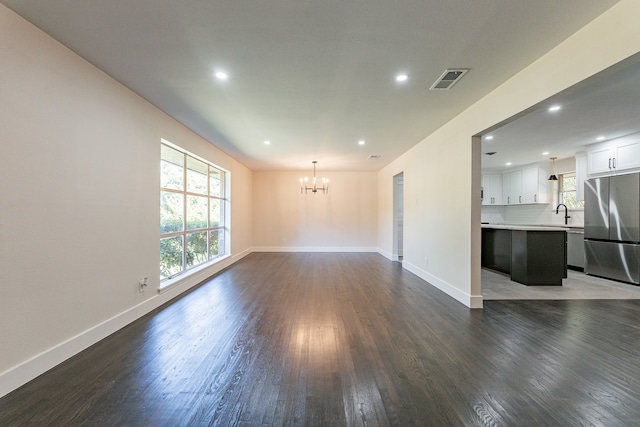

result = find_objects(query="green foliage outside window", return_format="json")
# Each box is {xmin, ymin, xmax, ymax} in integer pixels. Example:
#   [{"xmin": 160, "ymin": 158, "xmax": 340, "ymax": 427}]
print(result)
[
  {"xmin": 160, "ymin": 236, "xmax": 183, "ymax": 278},
  {"xmin": 559, "ymin": 173, "xmax": 584, "ymax": 210},
  {"xmin": 160, "ymin": 192, "xmax": 184, "ymax": 234},
  {"xmin": 209, "ymin": 230, "xmax": 221, "ymax": 257},
  {"xmin": 186, "ymin": 232, "xmax": 208, "ymax": 267},
  {"xmin": 160, "ymin": 142, "xmax": 225, "ymax": 280}
]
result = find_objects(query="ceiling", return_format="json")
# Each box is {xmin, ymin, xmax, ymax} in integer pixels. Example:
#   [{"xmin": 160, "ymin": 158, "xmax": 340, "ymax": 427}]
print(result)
[{"xmin": 0, "ymin": 0, "xmax": 624, "ymax": 171}]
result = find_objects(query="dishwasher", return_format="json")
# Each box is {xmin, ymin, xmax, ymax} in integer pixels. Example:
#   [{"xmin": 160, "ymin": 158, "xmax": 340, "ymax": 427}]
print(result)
[{"xmin": 567, "ymin": 229, "xmax": 585, "ymax": 270}]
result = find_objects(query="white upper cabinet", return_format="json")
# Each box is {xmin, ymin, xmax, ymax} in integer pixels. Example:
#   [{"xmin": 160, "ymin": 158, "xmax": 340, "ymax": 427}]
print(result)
[
  {"xmin": 587, "ymin": 135, "xmax": 640, "ymax": 176},
  {"xmin": 481, "ymin": 174, "xmax": 502, "ymax": 205},
  {"xmin": 496, "ymin": 167, "xmax": 547, "ymax": 205},
  {"xmin": 588, "ymin": 144, "xmax": 615, "ymax": 174},
  {"xmin": 615, "ymin": 139, "xmax": 640, "ymax": 170},
  {"xmin": 482, "ymin": 165, "xmax": 549, "ymax": 206},
  {"xmin": 502, "ymin": 172, "xmax": 511, "ymax": 205},
  {"xmin": 522, "ymin": 167, "xmax": 548, "ymax": 204},
  {"xmin": 503, "ymin": 170, "xmax": 522, "ymax": 205},
  {"xmin": 576, "ymin": 153, "xmax": 587, "ymax": 201},
  {"xmin": 510, "ymin": 170, "xmax": 523, "ymax": 204}
]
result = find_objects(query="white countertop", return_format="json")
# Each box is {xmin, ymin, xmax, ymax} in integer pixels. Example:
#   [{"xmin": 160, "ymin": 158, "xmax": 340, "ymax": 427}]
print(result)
[{"xmin": 482, "ymin": 224, "xmax": 570, "ymax": 231}]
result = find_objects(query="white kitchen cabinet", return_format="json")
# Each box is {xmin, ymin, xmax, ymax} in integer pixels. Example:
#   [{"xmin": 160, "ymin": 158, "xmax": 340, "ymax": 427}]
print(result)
[
  {"xmin": 588, "ymin": 144, "xmax": 615, "ymax": 174},
  {"xmin": 500, "ymin": 167, "xmax": 547, "ymax": 205},
  {"xmin": 576, "ymin": 153, "xmax": 587, "ymax": 201},
  {"xmin": 615, "ymin": 139, "xmax": 640, "ymax": 170},
  {"xmin": 511, "ymin": 170, "xmax": 522, "ymax": 204},
  {"xmin": 502, "ymin": 172, "xmax": 511, "ymax": 204},
  {"xmin": 587, "ymin": 136, "xmax": 640, "ymax": 175},
  {"xmin": 503, "ymin": 170, "xmax": 522, "ymax": 205},
  {"xmin": 521, "ymin": 167, "xmax": 548, "ymax": 204},
  {"xmin": 481, "ymin": 174, "xmax": 502, "ymax": 205}
]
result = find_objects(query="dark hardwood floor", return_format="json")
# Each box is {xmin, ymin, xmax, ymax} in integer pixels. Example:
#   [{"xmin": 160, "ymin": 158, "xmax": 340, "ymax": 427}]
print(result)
[{"xmin": 2, "ymin": 253, "xmax": 640, "ymax": 426}]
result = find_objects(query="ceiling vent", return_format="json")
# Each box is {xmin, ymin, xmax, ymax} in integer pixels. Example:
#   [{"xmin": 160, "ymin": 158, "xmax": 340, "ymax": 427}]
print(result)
[
  {"xmin": 368, "ymin": 154, "xmax": 381, "ymax": 160},
  {"xmin": 429, "ymin": 68, "xmax": 469, "ymax": 90}
]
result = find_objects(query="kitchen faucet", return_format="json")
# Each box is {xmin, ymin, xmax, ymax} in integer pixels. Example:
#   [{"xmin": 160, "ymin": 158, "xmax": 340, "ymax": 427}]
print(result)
[{"xmin": 556, "ymin": 203, "xmax": 571, "ymax": 225}]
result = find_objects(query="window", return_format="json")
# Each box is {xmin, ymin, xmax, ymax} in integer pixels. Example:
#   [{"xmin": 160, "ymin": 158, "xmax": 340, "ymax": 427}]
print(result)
[
  {"xmin": 558, "ymin": 172, "xmax": 584, "ymax": 209},
  {"xmin": 160, "ymin": 141, "xmax": 227, "ymax": 280}
]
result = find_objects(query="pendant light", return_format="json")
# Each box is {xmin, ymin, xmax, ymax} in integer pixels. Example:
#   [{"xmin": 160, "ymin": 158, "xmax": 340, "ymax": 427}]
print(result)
[{"xmin": 548, "ymin": 157, "xmax": 558, "ymax": 181}]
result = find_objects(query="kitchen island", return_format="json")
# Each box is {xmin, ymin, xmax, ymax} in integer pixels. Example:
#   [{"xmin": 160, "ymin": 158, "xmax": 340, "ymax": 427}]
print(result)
[{"xmin": 482, "ymin": 224, "xmax": 568, "ymax": 286}]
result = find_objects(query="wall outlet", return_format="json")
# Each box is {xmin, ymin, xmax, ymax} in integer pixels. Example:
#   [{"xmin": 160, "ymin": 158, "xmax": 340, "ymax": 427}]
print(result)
[
  {"xmin": 425, "ymin": 258, "xmax": 429, "ymax": 267},
  {"xmin": 138, "ymin": 277, "xmax": 148, "ymax": 293}
]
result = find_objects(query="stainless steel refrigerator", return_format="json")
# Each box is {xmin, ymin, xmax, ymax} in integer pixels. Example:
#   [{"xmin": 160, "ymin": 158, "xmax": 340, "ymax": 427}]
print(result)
[{"xmin": 584, "ymin": 174, "xmax": 640, "ymax": 284}]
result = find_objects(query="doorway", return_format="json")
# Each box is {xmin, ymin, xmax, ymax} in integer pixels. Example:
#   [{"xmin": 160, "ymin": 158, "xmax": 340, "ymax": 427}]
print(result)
[{"xmin": 393, "ymin": 172, "xmax": 404, "ymax": 262}]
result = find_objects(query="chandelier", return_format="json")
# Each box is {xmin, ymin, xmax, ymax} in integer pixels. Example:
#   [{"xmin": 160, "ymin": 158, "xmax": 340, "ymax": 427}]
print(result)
[{"xmin": 300, "ymin": 161, "xmax": 329, "ymax": 194}]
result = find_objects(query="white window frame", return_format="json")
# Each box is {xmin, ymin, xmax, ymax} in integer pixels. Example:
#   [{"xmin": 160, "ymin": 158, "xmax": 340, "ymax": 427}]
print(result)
[
  {"xmin": 160, "ymin": 139, "xmax": 229, "ymax": 284},
  {"xmin": 558, "ymin": 171, "xmax": 584, "ymax": 210}
]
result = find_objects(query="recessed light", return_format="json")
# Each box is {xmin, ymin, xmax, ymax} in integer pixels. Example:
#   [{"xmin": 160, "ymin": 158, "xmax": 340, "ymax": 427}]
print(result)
[
  {"xmin": 395, "ymin": 73, "xmax": 408, "ymax": 82},
  {"xmin": 485, "ymin": 135, "xmax": 494, "ymax": 140},
  {"xmin": 548, "ymin": 105, "xmax": 561, "ymax": 112},
  {"xmin": 358, "ymin": 140, "xmax": 366, "ymax": 146},
  {"xmin": 214, "ymin": 71, "xmax": 228, "ymax": 80},
  {"xmin": 596, "ymin": 136, "xmax": 606, "ymax": 141},
  {"xmin": 506, "ymin": 162, "xmax": 512, "ymax": 166},
  {"xmin": 263, "ymin": 140, "xmax": 271, "ymax": 145},
  {"xmin": 542, "ymin": 151, "xmax": 549, "ymax": 155}
]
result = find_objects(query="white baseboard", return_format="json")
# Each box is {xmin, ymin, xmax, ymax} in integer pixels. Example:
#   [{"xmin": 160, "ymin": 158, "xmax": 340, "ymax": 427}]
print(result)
[
  {"xmin": 0, "ymin": 248, "xmax": 253, "ymax": 399},
  {"xmin": 252, "ymin": 246, "xmax": 378, "ymax": 253},
  {"xmin": 376, "ymin": 248, "xmax": 394, "ymax": 260},
  {"xmin": 402, "ymin": 261, "xmax": 483, "ymax": 309}
]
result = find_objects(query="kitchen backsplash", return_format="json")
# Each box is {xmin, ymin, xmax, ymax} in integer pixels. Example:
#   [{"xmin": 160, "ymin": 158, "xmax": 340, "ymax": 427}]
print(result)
[
  {"xmin": 481, "ymin": 206, "xmax": 506, "ymax": 224},
  {"xmin": 481, "ymin": 204, "xmax": 584, "ymax": 227}
]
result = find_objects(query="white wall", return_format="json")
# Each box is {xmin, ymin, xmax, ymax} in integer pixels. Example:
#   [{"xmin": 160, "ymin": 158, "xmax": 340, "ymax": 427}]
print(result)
[
  {"xmin": 377, "ymin": 0, "xmax": 640, "ymax": 308},
  {"xmin": 0, "ymin": 5, "xmax": 253, "ymax": 397},
  {"xmin": 252, "ymin": 171, "xmax": 377, "ymax": 251}
]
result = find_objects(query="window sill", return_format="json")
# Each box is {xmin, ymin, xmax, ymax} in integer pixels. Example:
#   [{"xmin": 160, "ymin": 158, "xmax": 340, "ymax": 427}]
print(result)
[{"xmin": 158, "ymin": 254, "xmax": 231, "ymax": 294}]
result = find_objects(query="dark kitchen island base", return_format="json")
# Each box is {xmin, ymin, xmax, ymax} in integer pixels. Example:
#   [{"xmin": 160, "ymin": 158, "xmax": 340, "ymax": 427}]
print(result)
[
  {"xmin": 482, "ymin": 225, "xmax": 568, "ymax": 286},
  {"xmin": 511, "ymin": 230, "xmax": 567, "ymax": 285}
]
